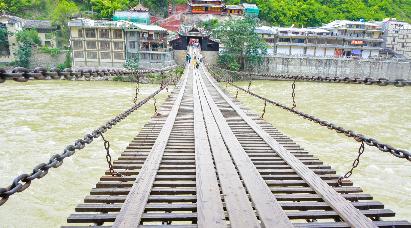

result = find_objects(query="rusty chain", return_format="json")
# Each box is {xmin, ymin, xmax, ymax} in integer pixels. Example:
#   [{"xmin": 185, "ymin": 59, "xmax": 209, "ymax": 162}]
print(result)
[
  {"xmin": 261, "ymin": 100, "xmax": 267, "ymax": 118},
  {"xmin": 337, "ymin": 141, "xmax": 365, "ymax": 186},
  {"xmin": 291, "ymin": 79, "xmax": 297, "ymax": 110},
  {"xmin": 133, "ymin": 72, "xmax": 140, "ymax": 104},
  {"xmin": 209, "ymin": 68, "xmax": 411, "ymax": 162},
  {"xmin": 0, "ymin": 79, "xmax": 171, "ymax": 206},
  {"xmin": 235, "ymin": 89, "xmax": 239, "ymax": 99},
  {"xmin": 0, "ymin": 66, "xmax": 177, "ymax": 83},
  {"xmin": 215, "ymin": 67, "xmax": 411, "ymax": 87},
  {"xmin": 100, "ymin": 133, "xmax": 122, "ymax": 177}
]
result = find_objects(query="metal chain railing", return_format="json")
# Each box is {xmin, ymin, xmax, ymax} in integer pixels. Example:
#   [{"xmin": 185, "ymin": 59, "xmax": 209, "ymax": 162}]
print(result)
[
  {"xmin": 215, "ymin": 67, "xmax": 411, "ymax": 87},
  {"xmin": 133, "ymin": 72, "xmax": 141, "ymax": 104},
  {"xmin": 0, "ymin": 80, "xmax": 171, "ymax": 206},
  {"xmin": 337, "ymin": 142, "xmax": 365, "ymax": 186},
  {"xmin": 291, "ymin": 79, "xmax": 297, "ymax": 110},
  {"xmin": 0, "ymin": 66, "xmax": 178, "ymax": 83},
  {"xmin": 208, "ymin": 68, "xmax": 411, "ymax": 163},
  {"xmin": 100, "ymin": 133, "xmax": 122, "ymax": 177}
]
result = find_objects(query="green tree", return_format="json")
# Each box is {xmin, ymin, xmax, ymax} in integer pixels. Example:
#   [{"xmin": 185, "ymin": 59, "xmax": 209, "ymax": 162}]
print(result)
[
  {"xmin": 51, "ymin": 0, "xmax": 79, "ymax": 47},
  {"xmin": 216, "ymin": 17, "xmax": 267, "ymax": 71},
  {"xmin": 15, "ymin": 29, "xmax": 41, "ymax": 68},
  {"xmin": 91, "ymin": 0, "xmax": 129, "ymax": 18}
]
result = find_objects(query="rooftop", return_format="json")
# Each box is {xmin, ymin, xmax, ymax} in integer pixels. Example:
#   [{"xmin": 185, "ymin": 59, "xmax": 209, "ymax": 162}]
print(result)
[{"xmin": 24, "ymin": 20, "xmax": 57, "ymax": 29}]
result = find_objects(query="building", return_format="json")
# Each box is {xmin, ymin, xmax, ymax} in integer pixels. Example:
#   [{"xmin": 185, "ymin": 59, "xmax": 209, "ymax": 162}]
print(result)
[
  {"xmin": 170, "ymin": 26, "xmax": 219, "ymax": 65},
  {"xmin": 0, "ymin": 15, "xmax": 24, "ymax": 63},
  {"xmin": 242, "ymin": 3, "xmax": 259, "ymax": 17},
  {"xmin": 255, "ymin": 20, "xmax": 384, "ymax": 59},
  {"xmin": 125, "ymin": 24, "xmax": 174, "ymax": 68},
  {"xmin": 68, "ymin": 18, "xmax": 175, "ymax": 68},
  {"xmin": 380, "ymin": 18, "xmax": 411, "ymax": 59},
  {"xmin": 226, "ymin": 5, "xmax": 244, "ymax": 15},
  {"xmin": 23, "ymin": 20, "xmax": 58, "ymax": 47},
  {"xmin": 321, "ymin": 20, "xmax": 383, "ymax": 58},
  {"xmin": 113, "ymin": 4, "xmax": 150, "ymax": 25},
  {"xmin": 189, "ymin": 0, "xmax": 224, "ymax": 14},
  {"xmin": 68, "ymin": 19, "xmax": 130, "ymax": 68},
  {"xmin": 0, "ymin": 14, "xmax": 57, "ymax": 63}
]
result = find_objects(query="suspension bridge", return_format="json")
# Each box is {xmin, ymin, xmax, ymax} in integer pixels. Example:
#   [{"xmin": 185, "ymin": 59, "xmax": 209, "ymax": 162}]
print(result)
[{"xmin": 0, "ymin": 50, "xmax": 410, "ymax": 227}]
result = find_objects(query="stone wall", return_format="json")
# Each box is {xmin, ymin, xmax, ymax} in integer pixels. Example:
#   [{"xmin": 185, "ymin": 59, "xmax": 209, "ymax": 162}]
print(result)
[
  {"xmin": 30, "ymin": 49, "xmax": 67, "ymax": 68},
  {"xmin": 251, "ymin": 56, "xmax": 411, "ymax": 80}
]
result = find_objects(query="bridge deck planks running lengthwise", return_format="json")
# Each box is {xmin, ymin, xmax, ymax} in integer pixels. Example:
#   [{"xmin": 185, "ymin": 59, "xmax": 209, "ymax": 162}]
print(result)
[{"xmin": 64, "ymin": 61, "xmax": 410, "ymax": 228}]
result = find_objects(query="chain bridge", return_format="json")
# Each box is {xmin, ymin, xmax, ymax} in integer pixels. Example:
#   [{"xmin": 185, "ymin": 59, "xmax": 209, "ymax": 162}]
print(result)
[{"xmin": 0, "ymin": 50, "xmax": 410, "ymax": 227}]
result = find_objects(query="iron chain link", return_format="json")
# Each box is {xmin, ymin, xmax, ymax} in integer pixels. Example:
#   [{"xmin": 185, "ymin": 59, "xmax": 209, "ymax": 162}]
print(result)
[{"xmin": 209, "ymin": 68, "xmax": 411, "ymax": 162}]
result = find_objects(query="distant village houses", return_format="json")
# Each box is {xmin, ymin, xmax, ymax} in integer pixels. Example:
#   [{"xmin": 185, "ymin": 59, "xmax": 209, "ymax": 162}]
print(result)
[
  {"xmin": 255, "ymin": 20, "xmax": 393, "ymax": 59},
  {"xmin": 380, "ymin": 18, "xmax": 411, "ymax": 59},
  {"xmin": 0, "ymin": 14, "xmax": 58, "ymax": 63},
  {"xmin": 188, "ymin": 0, "xmax": 259, "ymax": 17}
]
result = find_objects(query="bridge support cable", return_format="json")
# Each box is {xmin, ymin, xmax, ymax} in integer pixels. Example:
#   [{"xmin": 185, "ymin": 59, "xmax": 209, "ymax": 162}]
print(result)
[
  {"xmin": 203, "ymin": 65, "xmax": 378, "ymax": 228},
  {"xmin": 209, "ymin": 69, "xmax": 411, "ymax": 162},
  {"xmin": 0, "ymin": 79, "xmax": 171, "ymax": 206},
  {"xmin": 215, "ymin": 67, "xmax": 411, "ymax": 87},
  {"xmin": 112, "ymin": 65, "xmax": 189, "ymax": 227}
]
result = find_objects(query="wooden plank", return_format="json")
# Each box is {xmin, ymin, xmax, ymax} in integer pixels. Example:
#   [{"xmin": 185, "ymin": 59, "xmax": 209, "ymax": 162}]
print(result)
[
  {"xmin": 192, "ymin": 67, "xmax": 226, "ymax": 228},
  {"xmin": 112, "ymin": 66, "xmax": 189, "ymax": 228},
  {"xmin": 202, "ymin": 65, "xmax": 377, "ymax": 228},
  {"xmin": 194, "ymin": 75, "xmax": 260, "ymax": 228},
  {"xmin": 197, "ymin": 69, "xmax": 293, "ymax": 228}
]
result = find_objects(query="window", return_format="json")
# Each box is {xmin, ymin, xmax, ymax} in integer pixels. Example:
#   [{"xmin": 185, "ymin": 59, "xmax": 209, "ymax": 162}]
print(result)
[
  {"xmin": 99, "ymin": 29, "xmax": 110, "ymax": 39},
  {"xmin": 279, "ymin": 38, "xmax": 290, "ymax": 42},
  {"xmin": 100, "ymin": 41, "xmax": 110, "ymax": 50},
  {"xmin": 129, "ymin": 41, "xmax": 136, "ymax": 49},
  {"xmin": 100, "ymin": 52, "xmax": 111, "ymax": 59},
  {"xmin": 73, "ymin": 41, "xmax": 83, "ymax": 50},
  {"xmin": 85, "ymin": 29, "xmax": 96, "ymax": 38},
  {"xmin": 86, "ymin": 41, "xmax": 97, "ymax": 49},
  {"xmin": 78, "ymin": 29, "xmax": 83, "ymax": 38},
  {"xmin": 129, "ymin": 31, "xmax": 137, "ymax": 38},
  {"xmin": 87, "ymin": 51, "xmax": 97, "ymax": 59},
  {"xmin": 113, "ymin": 42, "xmax": 123, "ymax": 50},
  {"xmin": 113, "ymin": 30, "xmax": 122, "ymax": 39},
  {"xmin": 113, "ymin": 52, "xmax": 124, "ymax": 60},
  {"xmin": 73, "ymin": 51, "xmax": 84, "ymax": 58}
]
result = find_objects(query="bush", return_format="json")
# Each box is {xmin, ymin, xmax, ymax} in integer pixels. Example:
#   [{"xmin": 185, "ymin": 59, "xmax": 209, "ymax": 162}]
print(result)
[{"xmin": 39, "ymin": 46, "xmax": 61, "ymax": 56}]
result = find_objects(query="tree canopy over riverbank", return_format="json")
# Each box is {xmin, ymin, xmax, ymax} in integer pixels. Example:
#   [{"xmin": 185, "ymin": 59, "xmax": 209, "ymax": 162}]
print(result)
[{"xmin": 226, "ymin": 0, "xmax": 411, "ymax": 26}]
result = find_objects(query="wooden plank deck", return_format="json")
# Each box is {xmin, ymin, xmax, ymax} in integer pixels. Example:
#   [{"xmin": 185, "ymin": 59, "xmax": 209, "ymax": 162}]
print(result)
[{"xmin": 64, "ymin": 61, "xmax": 410, "ymax": 227}]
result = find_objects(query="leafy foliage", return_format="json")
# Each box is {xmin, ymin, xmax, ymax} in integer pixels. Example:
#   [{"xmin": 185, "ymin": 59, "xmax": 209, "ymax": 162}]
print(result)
[
  {"xmin": 39, "ymin": 46, "xmax": 61, "ymax": 56},
  {"xmin": 226, "ymin": 0, "xmax": 411, "ymax": 26},
  {"xmin": 0, "ymin": 27, "xmax": 9, "ymax": 51},
  {"xmin": 15, "ymin": 29, "xmax": 41, "ymax": 68},
  {"xmin": 124, "ymin": 55, "xmax": 140, "ymax": 70},
  {"xmin": 215, "ymin": 17, "xmax": 267, "ymax": 71},
  {"xmin": 91, "ymin": 0, "xmax": 128, "ymax": 18}
]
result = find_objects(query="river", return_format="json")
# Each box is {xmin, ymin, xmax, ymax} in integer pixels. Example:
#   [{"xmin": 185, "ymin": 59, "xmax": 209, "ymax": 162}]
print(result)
[{"xmin": 0, "ymin": 79, "xmax": 409, "ymax": 227}]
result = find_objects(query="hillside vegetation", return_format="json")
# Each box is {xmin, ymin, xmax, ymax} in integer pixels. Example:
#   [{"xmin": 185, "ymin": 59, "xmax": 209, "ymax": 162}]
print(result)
[{"xmin": 227, "ymin": 0, "xmax": 411, "ymax": 26}]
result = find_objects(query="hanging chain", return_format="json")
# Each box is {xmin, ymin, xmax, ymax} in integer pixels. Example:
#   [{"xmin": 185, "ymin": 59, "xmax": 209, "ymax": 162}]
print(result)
[
  {"xmin": 133, "ymin": 73, "xmax": 140, "ymax": 104},
  {"xmin": 247, "ymin": 80, "xmax": 252, "ymax": 92},
  {"xmin": 291, "ymin": 78, "xmax": 297, "ymax": 110},
  {"xmin": 100, "ymin": 133, "xmax": 122, "ymax": 177},
  {"xmin": 235, "ymin": 88, "xmax": 239, "ymax": 99},
  {"xmin": 337, "ymin": 141, "xmax": 365, "ymax": 186},
  {"xmin": 153, "ymin": 97, "xmax": 158, "ymax": 114},
  {"xmin": 261, "ymin": 100, "xmax": 267, "ymax": 118}
]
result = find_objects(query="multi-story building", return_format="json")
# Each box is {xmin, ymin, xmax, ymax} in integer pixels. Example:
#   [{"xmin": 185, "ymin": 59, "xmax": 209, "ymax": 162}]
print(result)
[
  {"xmin": 125, "ymin": 24, "xmax": 174, "ymax": 68},
  {"xmin": 321, "ymin": 20, "xmax": 383, "ymax": 58},
  {"xmin": 0, "ymin": 14, "xmax": 58, "ymax": 63},
  {"xmin": 189, "ymin": 0, "xmax": 224, "ymax": 14},
  {"xmin": 68, "ymin": 18, "xmax": 175, "ymax": 68},
  {"xmin": 188, "ymin": 1, "xmax": 259, "ymax": 16},
  {"xmin": 68, "ymin": 19, "xmax": 130, "ymax": 68},
  {"xmin": 256, "ymin": 20, "xmax": 384, "ymax": 59},
  {"xmin": 380, "ymin": 18, "xmax": 411, "ymax": 58}
]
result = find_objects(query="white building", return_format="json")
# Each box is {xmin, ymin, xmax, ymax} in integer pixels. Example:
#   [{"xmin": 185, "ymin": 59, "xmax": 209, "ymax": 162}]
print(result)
[
  {"xmin": 379, "ymin": 18, "xmax": 411, "ymax": 59},
  {"xmin": 256, "ymin": 20, "xmax": 384, "ymax": 59}
]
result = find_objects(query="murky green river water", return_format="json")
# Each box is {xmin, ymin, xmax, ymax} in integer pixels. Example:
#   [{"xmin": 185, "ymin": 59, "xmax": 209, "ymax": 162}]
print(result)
[{"xmin": 0, "ymin": 79, "xmax": 409, "ymax": 227}]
